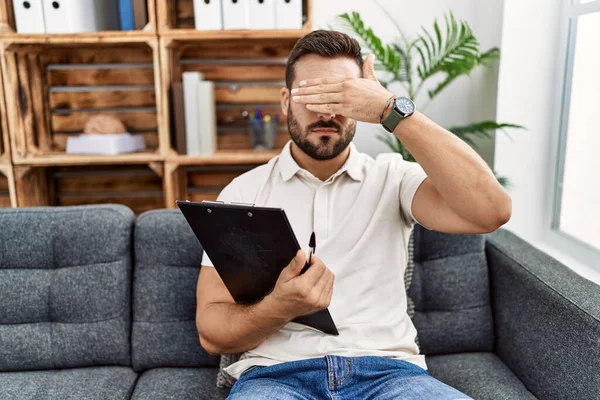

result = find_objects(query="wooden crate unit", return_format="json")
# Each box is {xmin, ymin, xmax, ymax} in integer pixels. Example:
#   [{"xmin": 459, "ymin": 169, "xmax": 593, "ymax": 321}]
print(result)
[
  {"xmin": 0, "ymin": 0, "xmax": 313, "ymax": 212},
  {"xmin": 2, "ymin": 39, "xmax": 166, "ymax": 165},
  {"xmin": 159, "ymin": 34, "xmax": 302, "ymax": 206},
  {"xmin": 14, "ymin": 163, "xmax": 164, "ymax": 214},
  {"xmin": 157, "ymin": 0, "xmax": 312, "ymax": 32},
  {"xmin": 0, "ymin": 0, "xmax": 157, "ymax": 33},
  {"xmin": 163, "ymin": 163, "xmax": 257, "ymax": 207}
]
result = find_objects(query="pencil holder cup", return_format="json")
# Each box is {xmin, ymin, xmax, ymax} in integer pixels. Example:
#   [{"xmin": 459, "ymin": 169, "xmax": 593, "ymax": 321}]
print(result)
[{"xmin": 248, "ymin": 119, "xmax": 277, "ymax": 149}]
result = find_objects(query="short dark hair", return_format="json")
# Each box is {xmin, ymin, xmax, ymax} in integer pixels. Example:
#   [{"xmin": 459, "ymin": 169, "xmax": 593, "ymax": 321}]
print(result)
[{"xmin": 285, "ymin": 30, "xmax": 363, "ymax": 89}]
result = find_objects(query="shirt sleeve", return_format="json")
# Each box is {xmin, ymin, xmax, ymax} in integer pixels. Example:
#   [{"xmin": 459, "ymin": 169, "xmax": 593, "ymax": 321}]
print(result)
[
  {"xmin": 200, "ymin": 179, "xmax": 242, "ymax": 268},
  {"xmin": 396, "ymin": 157, "xmax": 428, "ymax": 226}
]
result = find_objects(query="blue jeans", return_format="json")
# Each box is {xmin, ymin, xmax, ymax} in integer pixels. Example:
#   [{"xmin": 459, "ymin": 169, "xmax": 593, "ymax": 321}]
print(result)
[{"xmin": 227, "ymin": 355, "xmax": 472, "ymax": 399}]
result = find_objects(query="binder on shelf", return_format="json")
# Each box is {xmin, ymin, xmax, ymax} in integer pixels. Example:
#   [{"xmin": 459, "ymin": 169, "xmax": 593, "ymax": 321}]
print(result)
[
  {"xmin": 194, "ymin": 0, "xmax": 223, "ymax": 30},
  {"xmin": 171, "ymin": 82, "xmax": 187, "ymax": 155},
  {"xmin": 274, "ymin": 0, "xmax": 302, "ymax": 29},
  {"xmin": 248, "ymin": 0, "xmax": 275, "ymax": 30},
  {"xmin": 118, "ymin": 0, "xmax": 135, "ymax": 30},
  {"xmin": 182, "ymin": 72, "xmax": 202, "ymax": 156},
  {"xmin": 196, "ymin": 79, "xmax": 217, "ymax": 156},
  {"xmin": 42, "ymin": 0, "xmax": 120, "ymax": 34},
  {"xmin": 12, "ymin": 0, "xmax": 46, "ymax": 33},
  {"xmin": 182, "ymin": 72, "xmax": 217, "ymax": 156},
  {"xmin": 222, "ymin": 0, "xmax": 249, "ymax": 30}
]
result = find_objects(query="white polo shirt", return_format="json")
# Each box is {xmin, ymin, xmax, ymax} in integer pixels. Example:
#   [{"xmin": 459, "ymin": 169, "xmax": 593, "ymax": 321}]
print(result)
[{"xmin": 201, "ymin": 140, "xmax": 428, "ymax": 380}]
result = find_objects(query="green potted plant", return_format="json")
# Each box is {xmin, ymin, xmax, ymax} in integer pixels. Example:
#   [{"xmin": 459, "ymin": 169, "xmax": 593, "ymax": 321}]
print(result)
[{"xmin": 336, "ymin": 10, "xmax": 523, "ymax": 187}]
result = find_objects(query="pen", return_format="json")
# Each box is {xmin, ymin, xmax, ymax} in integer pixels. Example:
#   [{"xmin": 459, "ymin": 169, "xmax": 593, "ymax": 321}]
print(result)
[{"xmin": 300, "ymin": 232, "xmax": 316, "ymax": 275}]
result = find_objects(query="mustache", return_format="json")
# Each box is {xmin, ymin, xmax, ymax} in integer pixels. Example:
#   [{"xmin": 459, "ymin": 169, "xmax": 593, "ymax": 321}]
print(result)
[{"xmin": 306, "ymin": 119, "xmax": 342, "ymax": 132}]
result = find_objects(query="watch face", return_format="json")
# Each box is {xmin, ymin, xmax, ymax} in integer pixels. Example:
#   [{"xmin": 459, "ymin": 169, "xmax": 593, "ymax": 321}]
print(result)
[{"xmin": 396, "ymin": 97, "xmax": 415, "ymax": 115}]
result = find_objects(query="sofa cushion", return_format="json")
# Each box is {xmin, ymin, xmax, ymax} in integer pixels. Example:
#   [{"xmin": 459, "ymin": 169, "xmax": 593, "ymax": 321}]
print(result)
[
  {"xmin": 132, "ymin": 210, "xmax": 220, "ymax": 371},
  {"xmin": 0, "ymin": 205, "xmax": 134, "ymax": 371},
  {"xmin": 131, "ymin": 368, "xmax": 230, "ymax": 400},
  {"xmin": 0, "ymin": 366, "xmax": 137, "ymax": 400},
  {"xmin": 426, "ymin": 352, "xmax": 536, "ymax": 400},
  {"xmin": 410, "ymin": 226, "xmax": 494, "ymax": 355}
]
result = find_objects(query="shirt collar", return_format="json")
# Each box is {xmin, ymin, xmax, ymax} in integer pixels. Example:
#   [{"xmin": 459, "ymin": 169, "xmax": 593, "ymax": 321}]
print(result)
[{"xmin": 278, "ymin": 140, "xmax": 364, "ymax": 182}]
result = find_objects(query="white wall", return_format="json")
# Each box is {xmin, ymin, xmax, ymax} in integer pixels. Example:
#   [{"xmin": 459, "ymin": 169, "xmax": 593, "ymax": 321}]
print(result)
[
  {"xmin": 312, "ymin": 0, "xmax": 505, "ymax": 165},
  {"xmin": 494, "ymin": 0, "xmax": 563, "ymax": 242}
]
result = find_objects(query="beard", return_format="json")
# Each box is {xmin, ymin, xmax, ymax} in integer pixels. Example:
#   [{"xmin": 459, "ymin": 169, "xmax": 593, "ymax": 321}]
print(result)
[{"xmin": 287, "ymin": 104, "xmax": 356, "ymax": 161}]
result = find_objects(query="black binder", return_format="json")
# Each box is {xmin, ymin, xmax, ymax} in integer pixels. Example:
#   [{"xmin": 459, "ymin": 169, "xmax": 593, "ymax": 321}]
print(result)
[{"xmin": 177, "ymin": 200, "xmax": 339, "ymax": 336}]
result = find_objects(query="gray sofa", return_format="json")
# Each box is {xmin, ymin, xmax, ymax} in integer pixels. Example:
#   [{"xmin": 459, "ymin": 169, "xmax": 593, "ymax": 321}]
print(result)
[{"xmin": 0, "ymin": 204, "xmax": 598, "ymax": 400}]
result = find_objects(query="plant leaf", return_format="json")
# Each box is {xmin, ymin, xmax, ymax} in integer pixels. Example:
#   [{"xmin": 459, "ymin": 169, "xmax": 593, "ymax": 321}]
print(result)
[
  {"xmin": 338, "ymin": 12, "xmax": 402, "ymax": 76},
  {"xmin": 415, "ymin": 11, "xmax": 481, "ymax": 99},
  {"xmin": 448, "ymin": 121, "xmax": 525, "ymax": 146}
]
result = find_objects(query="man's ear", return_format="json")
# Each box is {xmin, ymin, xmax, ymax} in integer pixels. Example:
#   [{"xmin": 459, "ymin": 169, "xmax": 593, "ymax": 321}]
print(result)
[{"xmin": 280, "ymin": 87, "xmax": 290, "ymax": 117}]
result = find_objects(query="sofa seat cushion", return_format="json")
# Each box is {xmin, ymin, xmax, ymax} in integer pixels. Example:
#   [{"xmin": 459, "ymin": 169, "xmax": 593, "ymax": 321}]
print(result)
[
  {"xmin": 426, "ymin": 352, "xmax": 536, "ymax": 400},
  {"xmin": 0, "ymin": 366, "xmax": 137, "ymax": 400},
  {"xmin": 131, "ymin": 368, "xmax": 230, "ymax": 400}
]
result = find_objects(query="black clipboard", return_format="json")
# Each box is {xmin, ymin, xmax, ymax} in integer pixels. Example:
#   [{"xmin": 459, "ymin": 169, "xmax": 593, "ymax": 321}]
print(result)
[{"xmin": 177, "ymin": 200, "xmax": 339, "ymax": 336}]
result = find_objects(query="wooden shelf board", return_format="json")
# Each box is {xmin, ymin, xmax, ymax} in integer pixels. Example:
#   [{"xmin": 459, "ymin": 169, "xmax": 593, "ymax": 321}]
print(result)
[
  {"xmin": 0, "ymin": 31, "xmax": 155, "ymax": 46},
  {"xmin": 162, "ymin": 29, "xmax": 311, "ymax": 42},
  {"xmin": 12, "ymin": 151, "xmax": 162, "ymax": 166},
  {"xmin": 171, "ymin": 149, "xmax": 279, "ymax": 166}
]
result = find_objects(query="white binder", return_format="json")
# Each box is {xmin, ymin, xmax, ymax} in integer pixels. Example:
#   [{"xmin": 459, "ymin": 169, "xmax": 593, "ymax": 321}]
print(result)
[
  {"xmin": 194, "ymin": 0, "xmax": 223, "ymax": 30},
  {"xmin": 274, "ymin": 0, "xmax": 302, "ymax": 29},
  {"xmin": 248, "ymin": 0, "xmax": 275, "ymax": 30},
  {"xmin": 42, "ymin": 0, "xmax": 119, "ymax": 34},
  {"xmin": 222, "ymin": 0, "xmax": 249, "ymax": 30},
  {"xmin": 196, "ymin": 80, "xmax": 217, "ymax": 156},
  {"xmin": 12, "ymin": 0, "xmax": 46, "ymax": 33},
  {"xmin": 182, "ymin": 72, "xmax": 202, "ymax": 156}
]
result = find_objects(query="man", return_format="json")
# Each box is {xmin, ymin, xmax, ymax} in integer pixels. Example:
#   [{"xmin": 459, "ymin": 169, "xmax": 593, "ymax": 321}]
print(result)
[{"xmin": 197, "ymin": 30, "xmax": 511, "ymax": 399}]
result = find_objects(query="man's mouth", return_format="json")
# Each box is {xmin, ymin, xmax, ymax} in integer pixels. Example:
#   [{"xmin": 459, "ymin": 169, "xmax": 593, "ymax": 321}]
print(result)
[{"xmin": 311, "ymin": 128, "xmax": 339, "ymax": 134}]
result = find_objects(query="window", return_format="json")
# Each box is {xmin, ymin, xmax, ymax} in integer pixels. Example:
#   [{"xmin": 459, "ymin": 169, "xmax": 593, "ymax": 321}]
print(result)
[{"xmin": 553, "ymin": 0, "xmax": 600, "ymax": 251}]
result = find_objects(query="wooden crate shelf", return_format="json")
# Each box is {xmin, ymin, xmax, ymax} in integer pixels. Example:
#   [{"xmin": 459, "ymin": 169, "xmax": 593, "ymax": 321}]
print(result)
[
  {"xmin": 0, "ymin": 31, "xmax": 156, "ymax": 48},
  {"xmin": 162, "ymin": 162, "xmax": 259, "ymax": 208},
  {"xmin": 0, "ymin": 0, "xmax": 157, "ymax": 35},
  {"xmin": 11, "ymin": 151, "xmax": 162, "ymax": 167},
  {"xmin": 2, "ymin": 40, "xmax": 167, "ymax": 164},
  {"xmin": 157, "ymin": 0, "xmax": 312, "ymax": 32},
  {"xmin": 160, "ymin": 35, "xmax": 298, "ymax": 159},
  {"xmin": 162, "ymin": 29, "xmax": 311, "ymax": 42},
  {"xmin": 170, "ymin": 149, "xmax": 279, "ymax": 166},
  {"xmin": 14, "ymin": 163, "xmax": 164, "ymax": 214}
]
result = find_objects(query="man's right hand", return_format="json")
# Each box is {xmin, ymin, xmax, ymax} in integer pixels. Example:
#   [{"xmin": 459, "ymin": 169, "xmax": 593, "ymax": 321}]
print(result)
[{"xmin": 266, "ymin": 250, "xmax": 335, "ymax": 320}]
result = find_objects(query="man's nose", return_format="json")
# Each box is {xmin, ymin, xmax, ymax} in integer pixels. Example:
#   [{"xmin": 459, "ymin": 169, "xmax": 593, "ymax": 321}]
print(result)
[{"xmin": 316, "ymin": 113, "xmax": 336, "ymax": 121}]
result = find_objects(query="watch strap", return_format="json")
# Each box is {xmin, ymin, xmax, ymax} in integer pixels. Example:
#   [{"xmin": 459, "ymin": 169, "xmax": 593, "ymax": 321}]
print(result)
[{"xmin": 382, "ymin": 108, "xmax": 402, "ymax": 133}]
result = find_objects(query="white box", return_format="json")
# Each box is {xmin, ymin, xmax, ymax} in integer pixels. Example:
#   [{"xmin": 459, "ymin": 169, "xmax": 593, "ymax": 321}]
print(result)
[
  {"xmin": 248, "ymin": 0, "xmax": 275, "ymax": 30},
  {"xmin": 66, "ymin": 133, "xmax": 145, "ymax": 155},
  {"xmin": 194, "ymin": 0, "xmax": 222, "ymax": 30},
  {"xmin": 222, "ymin": 0, "xmax": 249, "ymax": 30},
  {"xmin": 274, "ymin": 0, "xmax": 302, "ymax": 29},
  {"xmin": 13, "ymin": 0, "xmax": 46, "ymax": 33},
  {"xmin": 42, "ymin": 0, "xmax": 119, "ymax": 34}
]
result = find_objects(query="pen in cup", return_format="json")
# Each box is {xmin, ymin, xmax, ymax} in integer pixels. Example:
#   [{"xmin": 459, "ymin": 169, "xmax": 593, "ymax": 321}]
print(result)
[{"xmin": 300, "ymin": 232, "xmax": 316, "ymax": 275}]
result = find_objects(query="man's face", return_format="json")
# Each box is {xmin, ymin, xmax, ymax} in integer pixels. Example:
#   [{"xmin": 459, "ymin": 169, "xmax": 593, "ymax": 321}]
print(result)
[{"xmin": 281, "ymin": 54, "xmax": 361, "ymax": 160}]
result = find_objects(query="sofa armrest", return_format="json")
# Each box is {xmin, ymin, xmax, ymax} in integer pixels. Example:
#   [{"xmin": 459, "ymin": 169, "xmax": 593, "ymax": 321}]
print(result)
[{"xmin": 486, "ymin": 229, "xmax": 600, "ymax": 400}]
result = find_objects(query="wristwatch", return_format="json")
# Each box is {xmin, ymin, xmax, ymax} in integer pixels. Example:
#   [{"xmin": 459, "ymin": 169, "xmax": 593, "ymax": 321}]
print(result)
[{"xmin": 381, "ymin": 96, "xmax": 416, "ymax": 132}]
